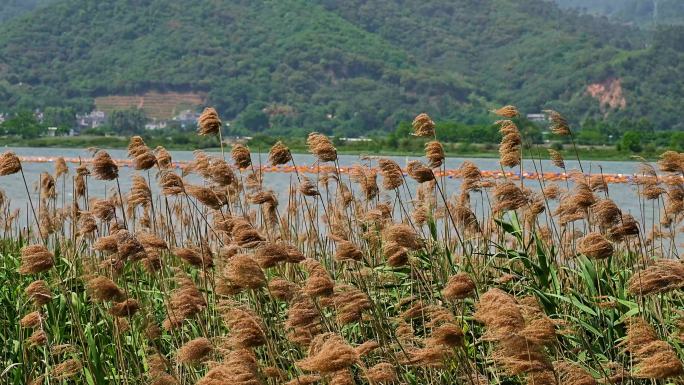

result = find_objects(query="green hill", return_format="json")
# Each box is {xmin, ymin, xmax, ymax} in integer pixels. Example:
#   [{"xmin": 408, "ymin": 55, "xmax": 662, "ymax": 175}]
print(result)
[
  {"xmin": 0, "ymin": 0, "xmax": 682, "ymax": 134},
  {"xmin": 554, "ymin": 0, "xmax": 684, "ymax": 26},
  {"xmin": 0, "ymin": 0, "xmax": 55, "ymax": 22}
]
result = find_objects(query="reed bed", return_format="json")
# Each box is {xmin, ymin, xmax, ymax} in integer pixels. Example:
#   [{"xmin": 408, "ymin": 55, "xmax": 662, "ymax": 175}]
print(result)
[{"xmin": 1, "ymin": 107, "xmax": 684, "ymax": 385}]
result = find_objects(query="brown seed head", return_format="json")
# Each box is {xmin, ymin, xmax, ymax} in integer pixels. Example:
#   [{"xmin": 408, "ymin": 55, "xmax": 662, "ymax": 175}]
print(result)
[
  {"xmin": 225, "ymin": 254, "xmax": 266, "ymax": 290},
  {"xmin": 109, "ymin": 298, "xmax": 140, "ymax": 317},
  {"xmin": 197, "ymin": 107, "xmax": 222, "ymax": 136},
  {"xmin": 91, "ymin": 199, "xmax": 116, "ymax": 221},
  {"xmin": 378, "ymin": 159, "xmax": 404, "ymax": 190},
  {"xmin": 0, "ymin": 151, "xmax": 21, "ymax": 176},
  {"xmin": 20, "ymin": 311, "xmax": 42, "ymax": 328},
  {"xmin": 269, "ymin": 141, "xmax": 292, "ymax": 166},
  {"xmin": 208, "ymin": 158, "xmax": 236, "ymax": 186},
  {"xmin": 332, "ymin": 284, "xmax": 371, "ymax": 325},
  {"xmin": 492, "ymin": 105, "xmax": 520, "ymax": 118},
  {"xmin": 54, "ymin": 157, "xmax": 68, "ymax": 178},
  {"xmin": 159, "ymin": 171, "xmax": 185, "ymax": 196},
  {"xmin": 302, "ymin": 258, "xmax": 334, "ymax": 297},
  {"xmin": 177, "ymin": 337, "xmax": 213, "ymax": 364},
  {"xmin": 299, "ymin": 177, "xmax": 320, "ymax": 197},
  {"xmin": 425, "ymin": 141, "xmax": 445, "ymax": 168},
  {"xmin": 186, "ymin": 185, "xmax": 225, "ymax": 210},
  {"xmin": 221, "ymin": 304, "xmax": 267, "ymax": 348},
  {"xmin": 577, "ymin": 232, "xmax": 613, "ymax": 259},
  {"xmin": 366, "ymin": 362, "xmax": 397, "ymax": 385},
  {"xmin": 154, "ymin": 146, "xmax": 173, "ymax": 169},
  {"xmin": 442, "ymin": 273, "xmax": 476, "ymax": 301},
  {"xmin": 51, "ymin": 358, "xmax": 82, "ymax": 380},
  {"xmin": 163, "ymin": 271, "xmax": 207, "ymax": 330},
  {"xmin": 382, "ymin": 223, "xmax": 421, "ymax": 250},
  {"xmin": 231, "ymin": 144, "xmax": 252, "ymax": 169},
  {"xmin": 625, "ymin": 317, "xmax": 684, "ymax": 379},
  {"xmin": 658, "ymin": 151, "xmax": 684, "ymax": 174},
  {"xmin": 86, "ymin": 275, "xmax": 125, "ymax": 302},
  {"xmin": 544, "ymin": 109, "xmax": 571, "ymax": 135},
  {"xmin": 407, "ymin": 160, "xmax": 434, "ymax": 183},
  {"xmin": 554, "ymin": 361, "xmax": 597, "ymax": 385},
  {"xmin": 92, "ymin": 151, "xmax": 119, "ymax": 180},
  {"xmin": 268, "ymin": 277, "xmax": 300, "ymax": 302},
  {"xmin": 548, "ymin": 149, "xmax": 565, "ymax": 169},
  {"xmin": 298, "ymin": 333, "xmax": 358, "ymax": 373},
  {"xmin": 19, "ymin": 245, "xmax": 54, "ymax": 275},
  {"xmin": 25, "ymin": 280, "xmax": 52, "ymax": 306},
  {"xmin": 492, "ymin": 181, "xmax": 528, "ymax": 214},
  {"xmin": 627, "ymin": 259, "xmax": 684, "ymax": 296},
  {"xmin": 307, "ymin": 132, "xmax": 338, "ymax": 162},
  {"xmin": 412, "ymin": 113, "xmax": 435, "ymax": 137}
]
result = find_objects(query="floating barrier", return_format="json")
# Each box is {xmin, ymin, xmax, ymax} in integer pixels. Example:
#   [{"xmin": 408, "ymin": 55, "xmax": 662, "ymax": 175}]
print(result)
[{"xmin": 16, "ymin": 156, "xmax": 682, "ymax": 184}]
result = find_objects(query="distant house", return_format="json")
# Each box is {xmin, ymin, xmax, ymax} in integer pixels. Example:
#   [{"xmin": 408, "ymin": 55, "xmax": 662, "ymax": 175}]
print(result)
[
  {"xmin": 527, "ymin": 113, "xmax": 547, "ymax": 123},
  {"xmin": 339, "ymin": 137, "xmax": 372, "ymax": 142},
  {"xmin": 77, "ymin": 110, "xmax": 107, "ymax": 129},
  {"xmin": 0, "ymin": 113, "xmax": 6, "ymax": 124},
  {"xmin": 46, "ymin": 127, "xmax": 58, "ymax": 137},
  {"xmin": 145, "ymin": 120, "xmax": 168, "ymax": 130},
  {"xmin": 173, "ymin": 109, "xmax": 201, "ymax": 129}
]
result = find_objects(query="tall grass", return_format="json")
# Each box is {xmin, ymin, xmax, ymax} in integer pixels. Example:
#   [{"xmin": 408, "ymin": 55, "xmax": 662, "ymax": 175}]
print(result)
[{"xmin": 1, "ymin": 108, "xmax": 684, "ymax": 385}]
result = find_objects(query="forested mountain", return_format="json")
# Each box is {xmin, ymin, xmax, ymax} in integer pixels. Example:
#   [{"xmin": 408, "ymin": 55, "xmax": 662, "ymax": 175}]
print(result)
[
  {"xmin": 0, "ymin": 0, "xmax": 55, "ymax": 23},
  {"xmin": 0, "ymin": 0, "xmax": 682, "ymax": 135},
  {"xmin": 553, "ymin": 0, "xmax": 684, "ymax": 26}
]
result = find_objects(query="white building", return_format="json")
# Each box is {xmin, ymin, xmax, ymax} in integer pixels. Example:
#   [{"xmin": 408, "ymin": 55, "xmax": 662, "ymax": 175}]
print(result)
[{"xmin": 77, "ymin": 110, "xmax": 107, "ymax": 129}]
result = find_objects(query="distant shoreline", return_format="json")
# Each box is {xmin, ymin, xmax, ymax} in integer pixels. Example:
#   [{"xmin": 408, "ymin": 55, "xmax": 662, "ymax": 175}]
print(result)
[{"xmin": 2, "ymin": 136, "xmax": 655, "ymax": 162}]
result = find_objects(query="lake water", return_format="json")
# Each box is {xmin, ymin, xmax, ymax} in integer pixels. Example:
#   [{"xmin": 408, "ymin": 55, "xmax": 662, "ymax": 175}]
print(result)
[{"xmin": 0, "ymin": 146, "xmax": 668, "ymax": 245}]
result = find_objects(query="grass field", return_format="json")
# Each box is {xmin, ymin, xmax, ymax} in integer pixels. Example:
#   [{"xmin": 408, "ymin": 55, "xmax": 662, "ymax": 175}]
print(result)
[{"xmin": 1, "ymin": 107, "xmax": 684, "ymax": 385}]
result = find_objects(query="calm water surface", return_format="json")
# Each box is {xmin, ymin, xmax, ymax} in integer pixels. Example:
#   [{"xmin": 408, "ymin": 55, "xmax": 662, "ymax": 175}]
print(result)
[{"xmin": 1, "ymin": 146, "xmax": 670, "ymax": 247}]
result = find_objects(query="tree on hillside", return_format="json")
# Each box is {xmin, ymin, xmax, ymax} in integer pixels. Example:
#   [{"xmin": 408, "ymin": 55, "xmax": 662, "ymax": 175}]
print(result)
[
  {"xmin": 107, "ymin": 109, "xmax": 147, "ymax": 135},
  {"xmin": 1, "ymin": 111, "xmax": 44, "ymax": 138},
  {"xmin": 43, "ymin": 106, "xmax": 76, "ymax": 129}
]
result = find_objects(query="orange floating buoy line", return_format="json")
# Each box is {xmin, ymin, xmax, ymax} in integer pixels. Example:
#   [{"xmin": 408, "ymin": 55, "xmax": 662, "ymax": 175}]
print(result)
[{"xmin": 16, "ymin": 155, "xmax": 683, "ymax": 185}]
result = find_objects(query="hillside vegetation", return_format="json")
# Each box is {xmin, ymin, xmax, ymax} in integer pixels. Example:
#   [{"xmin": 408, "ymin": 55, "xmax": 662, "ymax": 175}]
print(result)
[
  {"xmin": 554, "ymin": 0, "xmax": 684, "ymax": 26},
  {"xmin": 0, "ymin": 0, "xmax": 55, "ymax": 22},
  {"xmin": 0, "ymin": 0, "xmax": 683, "ymax": 134}
]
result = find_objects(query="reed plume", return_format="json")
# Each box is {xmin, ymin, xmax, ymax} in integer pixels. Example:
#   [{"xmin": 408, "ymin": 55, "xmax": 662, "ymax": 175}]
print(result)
[
  {"xmin": 627, "ymin": 259, "xmax": 684, "ymax": 296},
  {"xmin": 26, "ymin": 280, "xmax": 52, "ymax": 306},
  {"xmin": 412, "ymin": 113, "xmax": 435, "ymax": 137},
  {"xmin": 624, "ymin": 317, "xmax": 683, "ymax": 379},
  {"xmin": 576, "ymin": 232, "xmax": 613, "ymax": 259},
  {"xmin": 548, "ymin": 149, "xmax": 565, "ymax": 168},
  {"xmin": 198, "ymin": 107, "xmax": 222, "ymax": 136},
  {"xmin": 544, "ymin": 109, "xmax": 571, "ymax": 136},
  {"xmin": 442, "ymin": 273, "xmax": 476, "ymax": 301},
  {"xmin": 0, "ymin": 151, "xmax": 21, "ymax": 175},
  {"xmin": 298, "ymin": 333, "xmax": 358, "ymax": 373},
  {"xmin": 407, "ymin": 160, "xmax": 435, "ymax": 183},
  {"xmin": 208, "ymin": 158, "xmax": 236, "ymax": 186},
  {"xmin": 224, "ymin": 254, "xmax": 266, "ymax": 290},
  {"xmin": 54, "ymin": 157, "xmax": 68, "ymax": 178},
  {"xmin": 154, "ymin": 146, "xmax": 173, "ymax": 169},
  {"xmin": 221, "ymin": 304, "xmax": 267, "ymax": 348},
  {"xmin": 231, "ymin": 143, "xmax": 252, "ymax": 169},
  {"xmin": 92, "ymin": 150, "xmax": 119, "ymax": 180},
  {"xmin": 497, "ymin": 119, "xmax": 521, "ymax": 168},
  {"xmin": 425, "ymin": 140, "xmax": 445, "ymax": 168},
  {"xmin": 492, "ymin": 105, "xmax": 520, "ymax": 118},
  {"xmin": 269, "ymin": 140, "xmax": 292, "ymax": 166},
  {"xmin": 307, "ymin": 132, "xmax": 337, "ymax": 162},
  {"xmin": 176, "ymin": 337, "xmax": 213, "ymax": 364},
  {"xmin": 378, "ymin": 159, "xmax": 404, "ymax": 190},
  {"xmin": 658, "ymin": 150, "xmax": 684, "ymax": 174},
  {"xmin": 163, "ymin": 271, "xmax": 207, "ymax": 330},
  {"xmin": 19, "ymin": 245, "xmax": 54, "ymax": 275}
]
